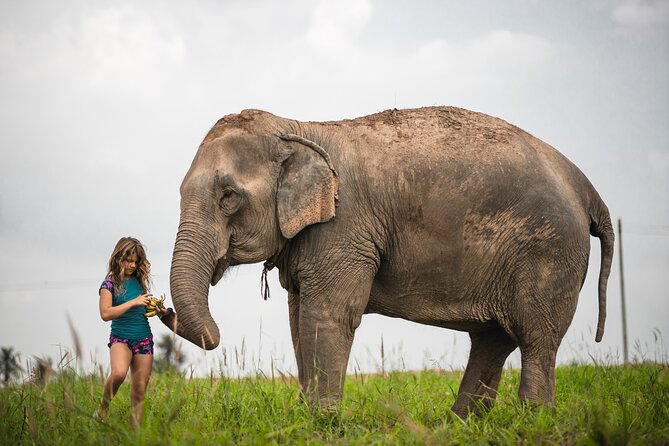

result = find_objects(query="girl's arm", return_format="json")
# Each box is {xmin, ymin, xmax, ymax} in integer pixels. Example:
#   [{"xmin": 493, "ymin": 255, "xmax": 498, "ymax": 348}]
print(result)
[{"xmin": 99, "ymin": 288, "xmax": 152, "ymax": 321}]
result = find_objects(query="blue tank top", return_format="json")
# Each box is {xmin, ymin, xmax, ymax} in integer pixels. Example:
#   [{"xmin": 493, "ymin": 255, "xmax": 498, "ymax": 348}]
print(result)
[{"xmin": 99, "ymin": 275, "xmax": 151, "ymax": 340}]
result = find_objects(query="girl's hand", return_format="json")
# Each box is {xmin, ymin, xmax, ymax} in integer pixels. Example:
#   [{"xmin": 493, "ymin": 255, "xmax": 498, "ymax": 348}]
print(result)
[{"xmin": 133, "ymin": 293, "xmax": 153, "ymax": 307}]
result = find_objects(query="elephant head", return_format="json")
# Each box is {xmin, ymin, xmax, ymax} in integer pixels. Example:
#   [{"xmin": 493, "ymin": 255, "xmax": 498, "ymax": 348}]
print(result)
[{"xmin": 163, "ymin": 111, "xmax": 338, "ymax": 349}]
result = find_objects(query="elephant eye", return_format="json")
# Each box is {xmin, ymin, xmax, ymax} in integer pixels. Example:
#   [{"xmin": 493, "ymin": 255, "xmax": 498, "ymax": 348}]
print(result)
[{"xmin": 219, "ymin": 188, "xmax": 242, "ymax": 215}]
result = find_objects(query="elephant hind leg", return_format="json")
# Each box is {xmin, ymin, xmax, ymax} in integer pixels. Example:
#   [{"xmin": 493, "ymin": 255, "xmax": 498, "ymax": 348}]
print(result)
[
  {"xmin": 451, "ymin": 327, "xmax": 517, "ymax": 418},
  {"xmin": 515, "ymin": 310, "xmax": 571, "ymax": 406},
  {"xmin": 512, "ymin": 266, "xmax": 582, "ymax": 406},
  {"xmin": 517, "ymin": 342, "xmax": 558, "ymax": 406}
]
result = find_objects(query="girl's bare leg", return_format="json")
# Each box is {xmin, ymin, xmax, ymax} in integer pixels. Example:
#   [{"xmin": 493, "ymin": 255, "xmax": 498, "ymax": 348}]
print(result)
[
  {"xmin": 129, "ymin": 353, "xmax": 153, "ymax": 429},
  {"xmin": 98, "ymin": 343, "xmax": 132, "ymax": 418}
]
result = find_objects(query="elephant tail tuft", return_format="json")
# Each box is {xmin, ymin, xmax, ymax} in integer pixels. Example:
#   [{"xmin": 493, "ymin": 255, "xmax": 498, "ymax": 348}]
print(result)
[{"xmin": 589, "ymin": 196, "xmax": 615, "ymax": 343}]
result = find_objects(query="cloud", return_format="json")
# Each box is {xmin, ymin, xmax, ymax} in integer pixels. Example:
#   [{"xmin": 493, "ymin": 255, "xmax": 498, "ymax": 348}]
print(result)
[
  {"xmin": 410, "ymin": 30, "xmax": 557, "ymax": 89},
  {"xmin": 611, "ymin": 0, "xmax": 669, "ymax": 36},
  {"xmin": 0, "ymin": 5, "xmax": 194, "ymax": 274},
  {"xmin": 0, "ymin": 4, "xmax": 185, "ymax": 100},
  {"xmin": 77, "ymin": 6, "xmax": 185, "ymax": 91},
  {"xmin": 306, "ymin": 0, "xmax": 373, "ymax": 52}
]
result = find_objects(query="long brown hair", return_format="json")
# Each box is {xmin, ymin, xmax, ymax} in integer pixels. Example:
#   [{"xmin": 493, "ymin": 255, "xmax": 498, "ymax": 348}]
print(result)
[{"xmin": 106, "ymin": 237, "xmax": 152, "ymax": 295}]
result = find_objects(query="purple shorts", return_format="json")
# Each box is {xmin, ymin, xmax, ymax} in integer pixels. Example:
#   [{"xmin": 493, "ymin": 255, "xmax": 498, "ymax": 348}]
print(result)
[{"xmin": 108, "ymin": 334, "xmax": 154, "ymax": 355}]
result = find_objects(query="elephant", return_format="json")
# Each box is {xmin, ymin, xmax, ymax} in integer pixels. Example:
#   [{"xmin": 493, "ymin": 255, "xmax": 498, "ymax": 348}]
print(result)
[{"xmin": 159, "ymin": 106, "xmax": 614, "ymax": 417}]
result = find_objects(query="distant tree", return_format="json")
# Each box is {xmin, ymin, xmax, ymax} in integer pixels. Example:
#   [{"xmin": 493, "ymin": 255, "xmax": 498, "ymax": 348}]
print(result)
[
  {"xmin": 155, "ymin": 334, "xmax": 186, "ymax": 373},
  {"xmin": 1, "ymin": 347, "xmax": 23, "ymax": 385}
]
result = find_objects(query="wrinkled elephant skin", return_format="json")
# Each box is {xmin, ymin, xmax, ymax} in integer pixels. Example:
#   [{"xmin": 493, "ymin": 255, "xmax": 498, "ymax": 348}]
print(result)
[{"xmin": 163, "ymin": 106, "xmax": 614, "ymax": 417}]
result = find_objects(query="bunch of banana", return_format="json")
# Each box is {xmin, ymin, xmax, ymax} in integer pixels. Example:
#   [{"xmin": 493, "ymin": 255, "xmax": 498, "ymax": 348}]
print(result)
[{"xmin": 145, "ymin": 294, "xmax": 166, "ymax": 317}]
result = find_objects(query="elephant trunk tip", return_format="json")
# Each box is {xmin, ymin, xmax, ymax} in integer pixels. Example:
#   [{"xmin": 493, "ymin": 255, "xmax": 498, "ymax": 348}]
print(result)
[
  {"xmin": 200, "ymin": 326, "xmax": 220, "ymax": 350},
  {"xmin": 160, "ymin": 309, "xmax": 220, "ymax": 350}
]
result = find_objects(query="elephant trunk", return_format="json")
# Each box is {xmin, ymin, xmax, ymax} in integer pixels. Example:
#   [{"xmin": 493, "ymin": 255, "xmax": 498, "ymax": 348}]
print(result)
[{"xmin": 166, "ymin": 219, "xmax": 221, "ymax": 350}]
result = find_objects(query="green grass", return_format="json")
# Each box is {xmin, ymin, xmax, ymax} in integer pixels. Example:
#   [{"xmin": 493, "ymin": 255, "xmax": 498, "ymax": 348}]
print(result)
[{"xmin": 1, "ymin": 363, "xmax": 667, "ymax": 445}]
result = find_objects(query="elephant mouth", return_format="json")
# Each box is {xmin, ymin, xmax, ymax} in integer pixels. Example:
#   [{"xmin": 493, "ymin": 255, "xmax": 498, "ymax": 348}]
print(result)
[{"xmin": 211, "ymin": 256, "xmax": 231, "ymax": 286}]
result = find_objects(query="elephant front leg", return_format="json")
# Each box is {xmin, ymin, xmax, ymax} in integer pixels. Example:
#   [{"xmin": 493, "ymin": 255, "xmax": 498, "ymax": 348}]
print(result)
[
  {"xmin": 287, "ymin": 292, "xmax": 306, "ymax": 390},
  {"xmin": 291, "ymin": 258, "xmax": 376, "ymax": 410},
  {"xmin": 298, "ymin": 310, "xmax": 356, "ymax": 410}
]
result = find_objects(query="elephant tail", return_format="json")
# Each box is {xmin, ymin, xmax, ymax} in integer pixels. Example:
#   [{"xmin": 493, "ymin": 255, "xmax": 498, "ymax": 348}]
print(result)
[{"xmin": 589, "ymin": 195, "xmax": 615, "ymax": 343}]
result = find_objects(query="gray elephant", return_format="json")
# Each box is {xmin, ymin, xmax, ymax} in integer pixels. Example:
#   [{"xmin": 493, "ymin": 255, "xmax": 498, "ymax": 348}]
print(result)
[{"xmin": 160, "ymin": 106, "xmax": 614, "ymax": 417}]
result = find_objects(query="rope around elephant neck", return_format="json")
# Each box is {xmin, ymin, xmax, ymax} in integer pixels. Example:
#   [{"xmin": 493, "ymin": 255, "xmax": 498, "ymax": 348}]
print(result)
[
  {"xmin": 260, "ymin": 242, "xmax": 288, "ymax": 300},
  {"xmin": 260, "ymin": 262, "xmax": 271, "ymax": 301}
]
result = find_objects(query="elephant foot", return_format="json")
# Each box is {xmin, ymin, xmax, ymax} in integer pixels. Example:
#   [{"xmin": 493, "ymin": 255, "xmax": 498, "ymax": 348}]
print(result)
[
  {"xmin": 451, "ymin": 394, "xmax": 496, "ymax": 419},
  {"xmin": 299, "ymin": 385, "xmax": 342, "ymax": 414},
  {"xmin": 320, "ymin": 399, "xmax": 340, "ymax": 414},
  {"xmin": 309, "ymin": 394, "xmax": 341, "ymax": 414},
  {"xmin": 450, "ymin": 404, "xmax": 469, "ymax": 420}
]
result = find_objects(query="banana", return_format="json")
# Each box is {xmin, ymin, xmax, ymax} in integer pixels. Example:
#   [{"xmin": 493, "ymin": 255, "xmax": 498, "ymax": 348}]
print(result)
[{"xmin": 145, "ymin": 294, "xmax": 167, "ymax": 317}]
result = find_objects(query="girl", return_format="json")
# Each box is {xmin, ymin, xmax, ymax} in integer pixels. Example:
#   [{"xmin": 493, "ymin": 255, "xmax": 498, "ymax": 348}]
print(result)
[{"xmin": 95, "ymin": 237, "xmax": 164, "ymax": 428}]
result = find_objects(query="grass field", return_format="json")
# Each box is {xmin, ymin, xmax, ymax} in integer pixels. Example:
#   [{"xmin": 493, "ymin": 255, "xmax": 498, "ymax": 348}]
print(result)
[{"xmin": 1, "ymin": 361, "xmax": 667, "ymax": 445}]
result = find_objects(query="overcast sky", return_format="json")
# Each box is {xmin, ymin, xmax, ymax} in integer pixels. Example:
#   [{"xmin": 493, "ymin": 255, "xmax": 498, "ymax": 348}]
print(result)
[{"xmin": 1, "ymin": 0, "xmax": 667, "ymax": 378}]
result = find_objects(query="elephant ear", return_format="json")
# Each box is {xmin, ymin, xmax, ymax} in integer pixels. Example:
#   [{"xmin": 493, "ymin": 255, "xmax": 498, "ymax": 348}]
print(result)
[{"xmin": 276, "ymin": 134, "xmax": 339, "ymax": 239}]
